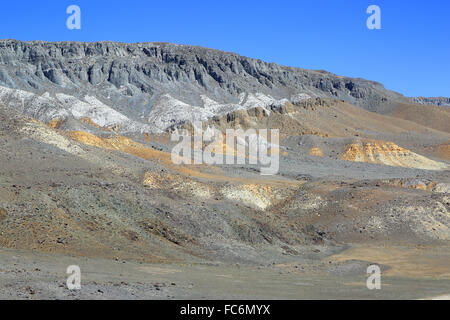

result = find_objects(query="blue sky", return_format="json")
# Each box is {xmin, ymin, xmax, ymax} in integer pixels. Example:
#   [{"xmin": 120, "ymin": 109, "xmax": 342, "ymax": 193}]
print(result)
[{"xmin": 0, "ymin": 0, "xmax": 449, "ymax": 97}]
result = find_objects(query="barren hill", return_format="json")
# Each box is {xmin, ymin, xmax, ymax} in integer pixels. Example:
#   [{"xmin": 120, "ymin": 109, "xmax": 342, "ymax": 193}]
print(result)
[{"xmin": 0, "ymin": 40, "xmax": 449, "ymax": 299}]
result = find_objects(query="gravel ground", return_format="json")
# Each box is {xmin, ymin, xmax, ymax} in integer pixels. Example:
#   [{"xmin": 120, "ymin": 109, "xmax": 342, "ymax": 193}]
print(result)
[{"xmin": 1, "ymin": 247, "xmax": 450, "ymax": 300}]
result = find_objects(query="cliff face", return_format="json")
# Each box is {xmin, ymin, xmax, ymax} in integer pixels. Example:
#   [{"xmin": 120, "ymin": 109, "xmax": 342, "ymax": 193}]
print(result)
[
  {"xmin": 0, "ymin": 40, "xmax": 407, "ymax": 114},
  {"xmin": 1, "ymin": 39, "xmax": 448, "ymax": 134}
]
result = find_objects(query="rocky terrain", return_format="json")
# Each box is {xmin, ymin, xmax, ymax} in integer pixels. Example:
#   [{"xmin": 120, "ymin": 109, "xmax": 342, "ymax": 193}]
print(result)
[
  {"xmin": 413, "ymin": 97, "xmax": 450, "ymax": 107},
  {"xmin": 0, "ymin": 40, "xmax": 449, "ymax": 299}
]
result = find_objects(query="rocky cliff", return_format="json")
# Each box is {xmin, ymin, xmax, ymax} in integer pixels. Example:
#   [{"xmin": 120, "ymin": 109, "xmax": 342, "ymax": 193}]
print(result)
[{"xmin": 0, "ymin": 39, "xmax": 417, "ymax": 132}]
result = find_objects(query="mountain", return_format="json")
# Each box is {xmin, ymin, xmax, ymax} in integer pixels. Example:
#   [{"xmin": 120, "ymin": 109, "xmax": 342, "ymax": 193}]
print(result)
[
  {"xmin": 0, "ymin": 40, "xmax": 449, "ymax": 298},
  {"xmin": 0, "ymin": 39, "xmax": 424, "ymax": 133}
]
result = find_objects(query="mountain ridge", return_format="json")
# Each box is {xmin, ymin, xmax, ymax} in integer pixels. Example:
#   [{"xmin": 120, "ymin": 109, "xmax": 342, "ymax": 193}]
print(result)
[
  {"xmin": 0, "ymin": 39, "xmax": 447, "ymax": 133},
  {"xmin": 0, "ymin": 40, "xmax": 403, "ymax": 106}
]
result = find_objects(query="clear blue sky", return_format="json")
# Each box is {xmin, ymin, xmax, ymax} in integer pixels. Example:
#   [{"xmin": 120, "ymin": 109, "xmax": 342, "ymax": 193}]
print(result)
[{"xmin": 1, "ymin": 0, "xmax": 449, "ymax": 97}]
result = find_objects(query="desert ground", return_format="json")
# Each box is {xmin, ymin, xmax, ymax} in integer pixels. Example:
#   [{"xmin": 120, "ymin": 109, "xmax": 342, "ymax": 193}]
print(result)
[
  {"xmin": 1, "ymin": 246, "xmax": 450, "ymax": 300},
  {"xmin": 0, "ymin": 40, "xmax": 449, "ymax": 299}
]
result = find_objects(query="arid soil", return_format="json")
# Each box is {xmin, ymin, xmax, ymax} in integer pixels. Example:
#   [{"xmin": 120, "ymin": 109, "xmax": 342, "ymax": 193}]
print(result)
[
  {"xmin": 1, "ymin": 96, "xmax": 449, "ymax": 299},
  {"xmin": 1, "ymin": 246, "xmax": 450, "ymax": 300},
  {"xmin": 0, "ymin": 40, "xmax": 449, "ymax": 299}
]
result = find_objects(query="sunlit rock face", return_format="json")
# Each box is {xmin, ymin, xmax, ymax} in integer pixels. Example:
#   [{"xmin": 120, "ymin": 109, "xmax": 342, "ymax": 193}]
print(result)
[{"xmin": 0, "ymin": 39, "xmax": 416, "ymax": 133}]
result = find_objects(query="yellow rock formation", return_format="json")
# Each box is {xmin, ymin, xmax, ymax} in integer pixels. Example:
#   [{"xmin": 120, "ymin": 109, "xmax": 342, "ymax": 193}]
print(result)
[
  {"xmin": 66, "ymin": 130, "xmax": 300, "ymax": 187},
  {"xmin": 309, "ymin": 147, "xmax": 323, "ymax": 157},
  {"xmin": 79, "ymin": 117, "xmax": 112, "ymax": 131},
  {"xmin": 341, "ymin": 140, "xmax": 447, "ymax": 170},
  {"xmin": 48, "ymin": 118, "xmax": 63, "ymax": 129}
]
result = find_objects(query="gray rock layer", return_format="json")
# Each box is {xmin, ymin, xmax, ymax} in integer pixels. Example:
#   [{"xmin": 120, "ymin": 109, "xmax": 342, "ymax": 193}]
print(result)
[
  {"xmin": 413, "ymin": 97, "xmax": 450, "ymax": 107},
  {"xmin": 0, "ymin": 39, "xmax": 410, "ymax": 117}
]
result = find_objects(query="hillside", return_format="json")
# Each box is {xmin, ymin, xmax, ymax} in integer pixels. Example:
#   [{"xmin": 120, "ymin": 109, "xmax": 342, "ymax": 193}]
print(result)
[{"xmin": 0, "ymin": 40, "xmax": 449, "ymax": 299}]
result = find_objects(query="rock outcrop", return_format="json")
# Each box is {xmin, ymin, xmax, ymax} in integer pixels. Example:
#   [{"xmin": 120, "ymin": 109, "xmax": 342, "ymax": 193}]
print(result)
[
  {"xmin": 0, "ymin": 40, "xmax": 412, "ymax": 130},
  {"xmin": 413, "ymin": 97, "xmax": 450, "ymax": 107},
  {"xmin": 341, "ymin": 140, "xmax": 448, "ymax": 170}
]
